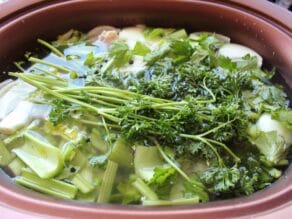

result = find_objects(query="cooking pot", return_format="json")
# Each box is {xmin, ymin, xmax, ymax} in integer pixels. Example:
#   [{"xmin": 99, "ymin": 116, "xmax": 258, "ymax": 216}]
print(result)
[{"xmin": 0, "ymin": 0, "xmax": 291, "ymax": 218}]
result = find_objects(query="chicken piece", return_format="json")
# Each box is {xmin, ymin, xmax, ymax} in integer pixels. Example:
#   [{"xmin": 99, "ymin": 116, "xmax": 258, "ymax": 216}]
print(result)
[
  {"xmin": 87, "ymin": 25, "xmax": 119, "ymax": 43},
  {"xmin": 97, "ymin": 30, "xmax": 119, "ymax": 44}
]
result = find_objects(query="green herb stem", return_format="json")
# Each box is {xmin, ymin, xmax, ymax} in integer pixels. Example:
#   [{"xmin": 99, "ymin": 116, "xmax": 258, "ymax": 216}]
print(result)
[
  {"xmin": 132, "ymin": 177, "xmax": 159, "ymax": 200},
  {"xmin": 29, "ymin": 57, "xmax": 72, "ymax": 73},
  {"xmin": 207, "ymin": 138, "xmax": 241, "ymax": 163},
  {"xmin": 24, "ymin": 73, "xmax": 67, "ymax": 87},
  {"xmin": 73, "ymin": 118, "xmax": 120, "ymax": 129},
  {"xmin": 33, "ymin": 66, "xmax": 66, "ymax": 81},
  {"xmin": 37, "ymin": 39, "xmax": 64, "ymax": 57},
  {"xmin": 180, "ymin": 134, "xmax": 223, "ymax": 166},
  {"xmin": 154, "ymin": 140, "xmax": 191, "ymax": 182}
]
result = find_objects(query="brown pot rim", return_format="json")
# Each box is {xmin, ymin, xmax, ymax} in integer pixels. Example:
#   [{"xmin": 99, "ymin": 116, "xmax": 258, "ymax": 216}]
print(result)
[{"xmin": 0, "ymin": 0, "xmax": 291, "ymax": 36}]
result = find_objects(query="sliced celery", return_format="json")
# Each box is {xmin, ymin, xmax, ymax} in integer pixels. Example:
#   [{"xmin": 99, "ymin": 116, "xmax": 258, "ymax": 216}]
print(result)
[
  {"xmin": 70, "ymin": 150, "xmax": 87, "ymax": 169},
  {"xmin": 142, "ymin": 197, "xmax": 199, "ymax": 206},
  {"xmin": 0, "ymin": 140, "xmax": 14, "ymax": 166},
  {"xmin": 108, "ymin": 138, "xmax": 133, "ymax": 168},
  {"xmin": 132, "ymin": 177, "xmax": 158, "ymax": 201},
  {"xmin": 16, "ymin": 169, "xmax": 77, "ymax": 199},
  {"xmin": 7, "ymin": 158, "xmax": 26, "ymax": 176},
  {"xmin": 134, "ymin": 145, "xmax": 164, "ymax": 181},
  {"xmin": 72, "ymin": 173, "xmax": 95, "ymax": 194},
  {"xmin": 90, "ymin": 128, "xmax": 109, "ymax": 153},
  {"xmin": 76, "ymin": 189, "xmax": 98, "ymax": 202},
  {"xmin": 97, "ymin": 160, "xmax": 118, "ymax": 203},
  {"xmin": 168, "ymin": 29, "xmax": 188, "ymax": 39},
  {"xmin": 12, "ymin": 133, "xmax": 63, "ymax": 179},
  {"xmin": 61, "ymin": 142, "xmax": 76, "ymax": 161}
]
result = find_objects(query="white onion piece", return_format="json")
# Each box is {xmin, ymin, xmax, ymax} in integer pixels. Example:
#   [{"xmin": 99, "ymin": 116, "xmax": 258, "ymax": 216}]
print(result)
[
  {"xmin": 256, "ymin": 114, "xmax": 292, "ymax": 145},
  {"xmin": 0, "ymin": 101, "xmax": 50, "ymax": 135},
  {"xmin": 0, "ymin": 81, "xmax": 36, "ymax": 120},
  {"xmin": 0, "ymin": 80, "xmax": 17, "ymax": 97},
  {"xmin": 0, "ymin": 79, "xmax": 13, "ymax": 90},
  {"xmin": 0, "ymin": 101, "xmax": 34, "ymax": 134},
  {"xmin": 119, "ymin": 26, "xmax": 146, "ymax": 49},
  {"xmin": 218, "ymin": 43, "xmax": 263, "ymax": 67}
]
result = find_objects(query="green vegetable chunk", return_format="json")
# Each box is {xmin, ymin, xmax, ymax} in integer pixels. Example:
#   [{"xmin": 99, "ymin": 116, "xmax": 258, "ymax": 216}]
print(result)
[
  {"xmin": 16, "ymin": 169, "xmax": 77, "ymax": 199},
  {"xmin": 13, "ymin": 133, "xmax": 63, "ymax": 179}
]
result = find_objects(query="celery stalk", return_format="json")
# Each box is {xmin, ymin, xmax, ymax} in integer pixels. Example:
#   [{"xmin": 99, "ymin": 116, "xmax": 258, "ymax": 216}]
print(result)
[
  {"xmin": 132, "ymin": 177, "xmax": 158, "ymax": 200},
  {"xmin": 61, "ymin": 142, "xmax": 76, "ymax": 161},
  {"xmin": 16, "ymin": 169, "xmax": 77, "ymax": 199},
  {"xmin": 12, "ymin": 133, "xmax": 63, "ymax": 179},
  {"xmin": 142, "ymin": 197, "xmax": 199, "ymax": 206},
  {"xmin": 97, "ymin": 160, "xmax": 118, "ymax": 203},
  {"xmin": 76, "ymin": 190, "xmax": 98, "ymax": 202},
  {"xmin": 7, "ymin": 158, "xmax": 26, "ymax": 176},
  {"xmin": 0, "ymin": 140, "xmax": 14, "ymax": 166},
  {"xmin": 108, "ymin": 138, "xmax": 133, "ymax": 168},
  {"xmin": 90, "ymin": 128, "xmax": 108, "ymax": 153},
  {"xmin": 72, "ymin": 173, "xmax": 95, "ymax": 194}
]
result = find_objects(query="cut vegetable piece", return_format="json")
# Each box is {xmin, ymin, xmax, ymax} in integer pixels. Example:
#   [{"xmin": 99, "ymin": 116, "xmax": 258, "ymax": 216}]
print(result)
[
  {"xmin": 169, "ymin": 178, "xmax": 185, "ymax": 200},
  {"xmin": 257, "ymin": 113, "xmax": 292, "ymax": 145},
  {"xmin": 142, "ymin": 197, "xmax": 199, "ymax": 206},
  {"xmin": 134, "ymin": 146, "xmax": 164, "ymax": 181},
  {"xmin": 76, "ymin": 189, "xmax": 98, "ymax": 202},
  {"xmin": 0, "ymin": 79, "xmax": 12, "ymax": 88},
  {"xmin": 168, "ymin": 29, "xmax": 188, "ymax": 39},
  {"xmin": 90, "ymin": 128, "xmax": 108, "ymax": 153},
  {"xmin": 218, "ymin": 43, "xmax": 263, "ymax": 67},
  {"xmin": 0, "ymin": 79, "xmax": 15, "ymax": 96},
  {"xmin": 72, "ymin": 173, "xmax": 95, "ymax": 194},
  {"xmin": 0, "ymin": 101, "xmax": 34, "ymax": 134},
  {"xmin": 249, "ymin": 130, "xmax": 287, "ymax": 164},
  {"xmin": 16, "ymin": 169, "xmax": 77, "ymax": 199},
  {"xmin": 97, "ymin": 160, "xmax": 118, "ymax": 203},
  {"xmin": 120, "ymin": 55, "xmax": 146, "ymax": 75},
  {"xmin": 108, "ymin": 138, "xmax": 133, "ymax": 168},
  {"xmin": 7, "ymin": 158, "xmax": 26, "ymax": 176},
  {"xmin": 119, "ymin": 26, "xmax": 146, "ymax": 49},
  {"xmin": 190, "ymin": 32, "xmax": 230, "ymax": 43},
  {"xmin": 70, "ymin": 150, "xmax": 87, "ymax": 169},
  {"xmin": 30, "ymin": 104, "xmax": 51, "ymax": 120},
  {"xmin": 12, "ymin": 133, "xmax": 63, "ymax": 179},
  {"xmin": 0, "ymin": 81, "xmax": 36, "ymax": 120},
  {"xmin": 0, "ymin": 140, "xmax": 14, "ymax": 166},
  {"xmin": 132, "ymin": 177, "xmax": 158, "ymax": 201},
  {"xmin": 61, "ymin": 142, "xmax": 76, "ymax": 161}
]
